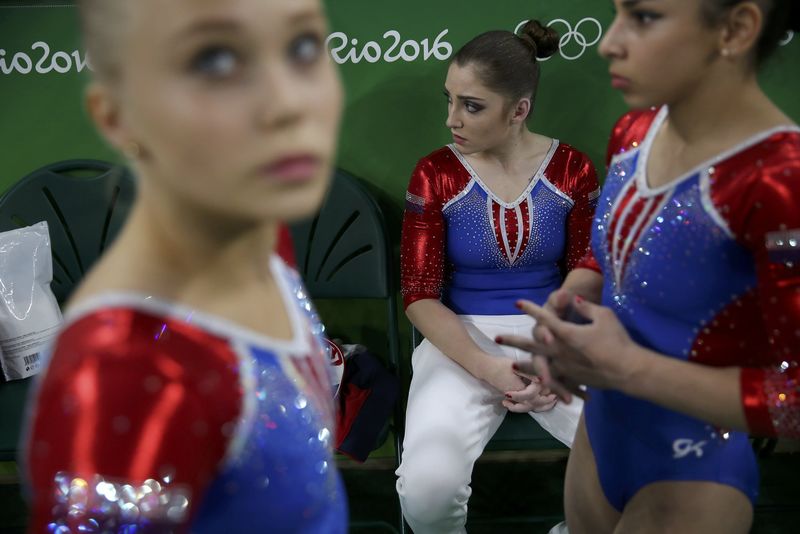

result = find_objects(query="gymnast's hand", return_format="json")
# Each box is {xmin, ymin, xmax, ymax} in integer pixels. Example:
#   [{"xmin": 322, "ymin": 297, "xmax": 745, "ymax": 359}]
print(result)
[
  {"xmin": 494, "ymin": 288, "xmax": 576, "ymax": 403},
  {"xmin": 503, "ymin": 371, "xmax": 557, "ymax": 413},
  {"xmin": 496, "ymin": 296, "xmax": 641, "ymax": 404},
  {"xmin": 479, "ymin": 356, "xmax": 527, "ymax": 395},
  {"xmin": 479, "ymin": 357, "xmax": 556, "ymax": 412}
]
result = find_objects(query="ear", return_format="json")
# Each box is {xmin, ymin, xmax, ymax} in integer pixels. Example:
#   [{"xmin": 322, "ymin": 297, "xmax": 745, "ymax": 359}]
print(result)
[
  {"xmin": 510, "ymin": 97, "xmax": 531, "ymax": 124},
  {"xmin": 85, "ymin": 82, "xmax": 138, "ymax": 157},
  {"xmin": 718, "ymin": 2, "xmax": 763, "ymax": 60}
]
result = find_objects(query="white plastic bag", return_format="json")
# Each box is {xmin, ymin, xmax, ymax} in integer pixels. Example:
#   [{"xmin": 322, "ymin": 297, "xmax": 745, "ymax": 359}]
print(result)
[{"xmin": 0, "ymin": 222, "xmax": 62, "ymax": 380}]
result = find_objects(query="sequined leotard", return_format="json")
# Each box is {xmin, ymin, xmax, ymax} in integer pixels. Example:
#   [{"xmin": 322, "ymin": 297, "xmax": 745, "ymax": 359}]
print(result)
[
  {"xmin": 577, "ymin": 106, "xmax": 800, "ymax": 510},
  {"xmin": 22, "ymin": 256, "xmax": 348, "ymax": 533},
  {"xmin": 401, "ymin": 141, "xmax": 599, "ymax": 313},
  {"xmin": 395, "ymin": 140, "xmax": 599, "ymax": 532}
]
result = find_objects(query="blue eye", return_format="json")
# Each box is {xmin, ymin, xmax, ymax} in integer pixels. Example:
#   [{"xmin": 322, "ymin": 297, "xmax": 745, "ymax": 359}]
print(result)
[
  {"xmin": 289, "ymin": 33, "xmax": 323, "ymax": 65},
  {"xmin": 632, "ymin": 11, "xmax": 660, "ymax": 25},
  {"xmin": 191, "ymin": 46, "xmax": 240, "ymax": 78},
  {"xmin": 465, "ymin": 101, "xmax": 482, "ymax": 113}
]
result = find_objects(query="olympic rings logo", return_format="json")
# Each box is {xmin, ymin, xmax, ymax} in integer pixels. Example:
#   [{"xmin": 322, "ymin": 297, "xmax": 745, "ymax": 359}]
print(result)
[{"xmin": 514, "ymin": 17, "xmax": 604, "ymax": 61}]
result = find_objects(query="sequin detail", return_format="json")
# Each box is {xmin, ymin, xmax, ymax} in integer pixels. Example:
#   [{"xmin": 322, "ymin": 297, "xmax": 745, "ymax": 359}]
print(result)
[
  {"xmin": 763, "ymin": 365, "xmax": 800, "ymax": 437},
  {"xmin": 49, "ymin": 472, "xmax": 190, "ymax": 531},
  {"xmin": 766, "ymin": 228, "xmax": 800, "ymax": 264}
]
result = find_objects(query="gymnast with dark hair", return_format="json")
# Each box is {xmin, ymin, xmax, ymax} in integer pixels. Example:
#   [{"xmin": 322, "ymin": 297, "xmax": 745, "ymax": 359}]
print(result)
[
  {"xmin": 396, "ymin": 19, "xmax": 599, "ymax": 533},
  {"xmin": 500, "ymin": 1, "xmax": 800, "ymax": 532}
]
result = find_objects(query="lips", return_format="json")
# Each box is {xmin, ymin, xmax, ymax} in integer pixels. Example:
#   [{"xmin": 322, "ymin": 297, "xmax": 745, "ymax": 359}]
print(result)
[
  {"xmin": 610, "ymin": 73, "xmax": 631, "ymax": 90},
  {"xmin": 261, "ymin": 155, "xmax": 321, "ymax": 183},
  {"xmin": 452, "ymin": 134, "xmax": 467, "ymax": 145}
]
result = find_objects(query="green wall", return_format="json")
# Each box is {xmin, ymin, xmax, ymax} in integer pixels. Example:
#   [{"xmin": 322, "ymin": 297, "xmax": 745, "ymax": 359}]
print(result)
[{"xmin": 1, "ymin": 1, "xmax": 798, "ymax": 207}]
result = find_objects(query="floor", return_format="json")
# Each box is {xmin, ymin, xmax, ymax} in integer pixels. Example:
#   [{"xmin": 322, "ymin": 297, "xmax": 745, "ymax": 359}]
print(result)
[
  {"xmin": 2, "ymin": 448, "xmax": 799, "ymax": 533},
  {"xmin": 342, "ymin": 448, "xmax": 800, "ymax": 533}
]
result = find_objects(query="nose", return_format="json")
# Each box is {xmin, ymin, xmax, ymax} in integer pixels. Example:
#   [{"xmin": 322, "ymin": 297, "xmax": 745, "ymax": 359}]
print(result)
[
  {"xmin": 445, "ymin": 104, "xmax": 462, "ymax": 130},
  {"xmin": 598, "ymin": 16, "xmax": 625, "ymax": 61},
  {"xmin": 256, "ymin": 64, "xmax": 305, "ymax": 129}
]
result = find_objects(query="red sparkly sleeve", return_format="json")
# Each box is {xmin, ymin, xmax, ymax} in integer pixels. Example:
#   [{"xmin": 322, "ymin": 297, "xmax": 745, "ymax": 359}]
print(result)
[
  {"xmin": 24, "ymin": 309, "xmax": 243, "ymax": 532},
  {"xmin": 574, "ymin": 248, "xmax": 602, "ymax": 273},
  {"xmin": 564, "ymin": 153, "xmax": 600, "ymax": 271},
  {"xmin": 605, "ymin": 108, "xmax": 659, "ymax": 167},
  {"xmin": 401, "ymin": 157, "xmax": 446, "ymax": 309},
  {"xmin": 727, "ymin": 140, "xmax": 800, "ymax": 438}
]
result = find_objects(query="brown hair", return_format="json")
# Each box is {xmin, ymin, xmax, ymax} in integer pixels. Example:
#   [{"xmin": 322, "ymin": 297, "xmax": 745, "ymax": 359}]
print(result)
[
  {"xmin": 76, "ymin": 0, "xmax": 128, "ymax": 81},
  {"xmin": 451, "ymin": 20, "xmax": 560, "ymax": 112},
  {"xmin": 702, "ymin": 0, "xmax": 800, "ymax": 65}
]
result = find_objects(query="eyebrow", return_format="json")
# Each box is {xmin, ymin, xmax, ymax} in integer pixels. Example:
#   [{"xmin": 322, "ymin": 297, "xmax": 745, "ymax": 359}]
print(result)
[
  {"xmin": 173, "ymin": 9, "xmax": 321, "ymax": 41},
  {"xmin": 173, "ymin": 19, "xmax": 241, "ymax": 42},
  {"xmin": 443, "ymin": 89, "xmax": 486, "ymax": 101},
  {"xmin": 620, "ymin": 0, "xmax": 658, "ymax": 7}
]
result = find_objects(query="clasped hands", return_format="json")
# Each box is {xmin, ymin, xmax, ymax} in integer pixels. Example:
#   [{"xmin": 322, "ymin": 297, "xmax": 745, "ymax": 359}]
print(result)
[{"xmin": 495, "ymin": 288, "xmax": 641, "ymax": 404}]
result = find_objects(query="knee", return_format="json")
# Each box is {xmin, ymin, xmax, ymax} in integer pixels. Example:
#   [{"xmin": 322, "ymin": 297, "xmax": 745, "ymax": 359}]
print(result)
[{"xmin": 396, "ymin": 460, "xmax": 470, "ymax": 527}]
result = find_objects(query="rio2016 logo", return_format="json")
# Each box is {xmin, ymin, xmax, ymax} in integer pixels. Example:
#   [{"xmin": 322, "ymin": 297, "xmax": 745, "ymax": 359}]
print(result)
[
  {"xmin": 0, "ymin": 24, "xmax": 795, "ymax": 75},
  {"xmin": 326, "ymin": 28, "xmax": 453, "ymax": 64},
  {"xmin": 0, "ymin": 41, "xmax": 90, "ymax": 75},
  {"xmin": 326, "ymin": 18, "xmax": 606, "ymax": 65}
]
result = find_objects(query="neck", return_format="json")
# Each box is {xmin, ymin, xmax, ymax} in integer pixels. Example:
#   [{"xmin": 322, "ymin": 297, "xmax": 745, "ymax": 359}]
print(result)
[
  {"xmin": 478, "ymin": 126, "xmax": 531, "ymax": 170},
  {"xmin": 126, "ymin": 180, "xmax": 278, "ymax": 294},
  {"xmin": 665, "ymin": 67, "xmax": 784, "ymax": 145}
]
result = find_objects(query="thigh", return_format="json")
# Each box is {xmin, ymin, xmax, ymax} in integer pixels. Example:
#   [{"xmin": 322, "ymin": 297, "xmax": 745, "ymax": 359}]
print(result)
[
  {"xmin": 564, "ymin": 415, "xmax": 620, "ymax": 534},
  {"xmin": 615, "ymin": 481, "xmax": 753, "ymax": 534},
  {"xmin": 400, "ymin": 339, "xmax": 506, "ymax": 472}
]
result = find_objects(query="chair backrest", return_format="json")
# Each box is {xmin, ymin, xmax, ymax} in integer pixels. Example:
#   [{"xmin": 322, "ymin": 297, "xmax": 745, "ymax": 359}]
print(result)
[
  {"xmin": 290, "ymin": 169, "xmax": 406, "ymax": 532},
  {"xmin": 289, "ymin": 168, "xmax": 402, "ymax": 386},
  {"xmin": 290, "ymin": 169, "xmax": 393, "ymax": 300},
  {"xmin": 0, "ymin": 159, "xmax": 135, "ymax": 461},
  {"xmin": 0, "ymin": 159, "xmax": 136, "ymax": 304}
]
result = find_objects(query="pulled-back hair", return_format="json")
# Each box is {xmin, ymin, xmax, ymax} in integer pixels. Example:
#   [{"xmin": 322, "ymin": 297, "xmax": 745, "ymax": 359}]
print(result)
[
  {"xmin": 76, "ymin": 0, "xmax": 128, "ymax": 81},
  {"xmin": 451, "ymin": 20, "xmax": 560, "ymax": 110}
]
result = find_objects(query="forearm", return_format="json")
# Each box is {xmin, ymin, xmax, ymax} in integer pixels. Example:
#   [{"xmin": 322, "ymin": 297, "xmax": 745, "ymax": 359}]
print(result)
[
  {"xmin": 622, "ymin": 345, "xmax": 748, "ymax": 432},
  {"xmin": 561, "ymin": 268, "xmax": 603, "ymax": 304},
  {"xmin": 406, "ymin": 299, "xmax": 492, "ymax": 379}
]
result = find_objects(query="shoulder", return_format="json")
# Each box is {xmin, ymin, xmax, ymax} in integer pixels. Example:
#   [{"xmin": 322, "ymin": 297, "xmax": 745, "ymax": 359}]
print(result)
[
  {"xmin": 45, "ymin": 305, "xmax": 242, "ymax": 392},
  {"xmin": 544, "ymin": 141, "xmax": 599, "ymax": 199},
  {"xmin": 710, "ymin": 129, "xmax": 800, "ymax": 237},
  {"xmin": 606, "ymin": 107, "xmax": 660, "ymax": 165},
  {"xmin": 714, "ymin": 129, "xmax": 800, "ymax": 197},
  {"xmin": 407, "ymin": 146, "xmax": 471, "ymax": 203},
  {"xmin": 548, "ymin": 141, "xmax": 594, "ymax": 170},
  {"xmin": 25, "ymin": 305, "xmax": 245, "ymax": 527},
  {"xmin": 415, "ymin": 145, "xmax": 461, "ymax": 172}
]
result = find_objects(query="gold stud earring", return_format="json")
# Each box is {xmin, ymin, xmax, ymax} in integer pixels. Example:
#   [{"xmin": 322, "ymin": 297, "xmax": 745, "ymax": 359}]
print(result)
[{"xmin": 124, "ymin": 141, "xmax": 142, "ymax": 159}]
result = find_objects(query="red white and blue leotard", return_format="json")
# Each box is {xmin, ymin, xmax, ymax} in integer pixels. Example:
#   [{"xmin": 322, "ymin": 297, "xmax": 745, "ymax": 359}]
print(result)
[
  {"xmin": 22, "ymin": 257, "xmax": 348, "ymax": 533},
  {"xmin": 402, "ymin": 141, "xmax": 599, "ymax": 313},
  {"xmin": 577, "ymin": 107, "xmax": 800, "ymax": 510}
]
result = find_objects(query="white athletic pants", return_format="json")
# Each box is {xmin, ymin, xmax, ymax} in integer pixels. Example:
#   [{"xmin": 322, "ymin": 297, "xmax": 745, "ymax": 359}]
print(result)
[{"xmin": 395, "ymin": 314, "xmax": 583, "ymax": 533}]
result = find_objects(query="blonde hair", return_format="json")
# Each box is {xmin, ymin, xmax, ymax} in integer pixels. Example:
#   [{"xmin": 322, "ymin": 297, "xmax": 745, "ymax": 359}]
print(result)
[{"xmin": 76, "ymin": 0, "xmax": 129, "ymax": 81}]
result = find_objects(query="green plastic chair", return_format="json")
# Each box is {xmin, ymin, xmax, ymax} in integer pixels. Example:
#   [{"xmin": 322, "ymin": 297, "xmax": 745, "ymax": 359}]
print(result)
[
  {"xmin": 0, "ymin": 159, "xmax": 135, "ymax": 461},
  {"xmin": 290, "ymin": 169, "xmax": 405, "ymax": 533}
]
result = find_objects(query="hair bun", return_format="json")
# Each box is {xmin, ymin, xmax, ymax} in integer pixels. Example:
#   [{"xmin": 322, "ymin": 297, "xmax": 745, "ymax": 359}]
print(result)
[
  {"xmin": 518, "ymin": 19, "xmax": 560, "ymax": 60},
  {"xmin": 790, "ymin": 2, "xmax": 800, "ymax": 32}
]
